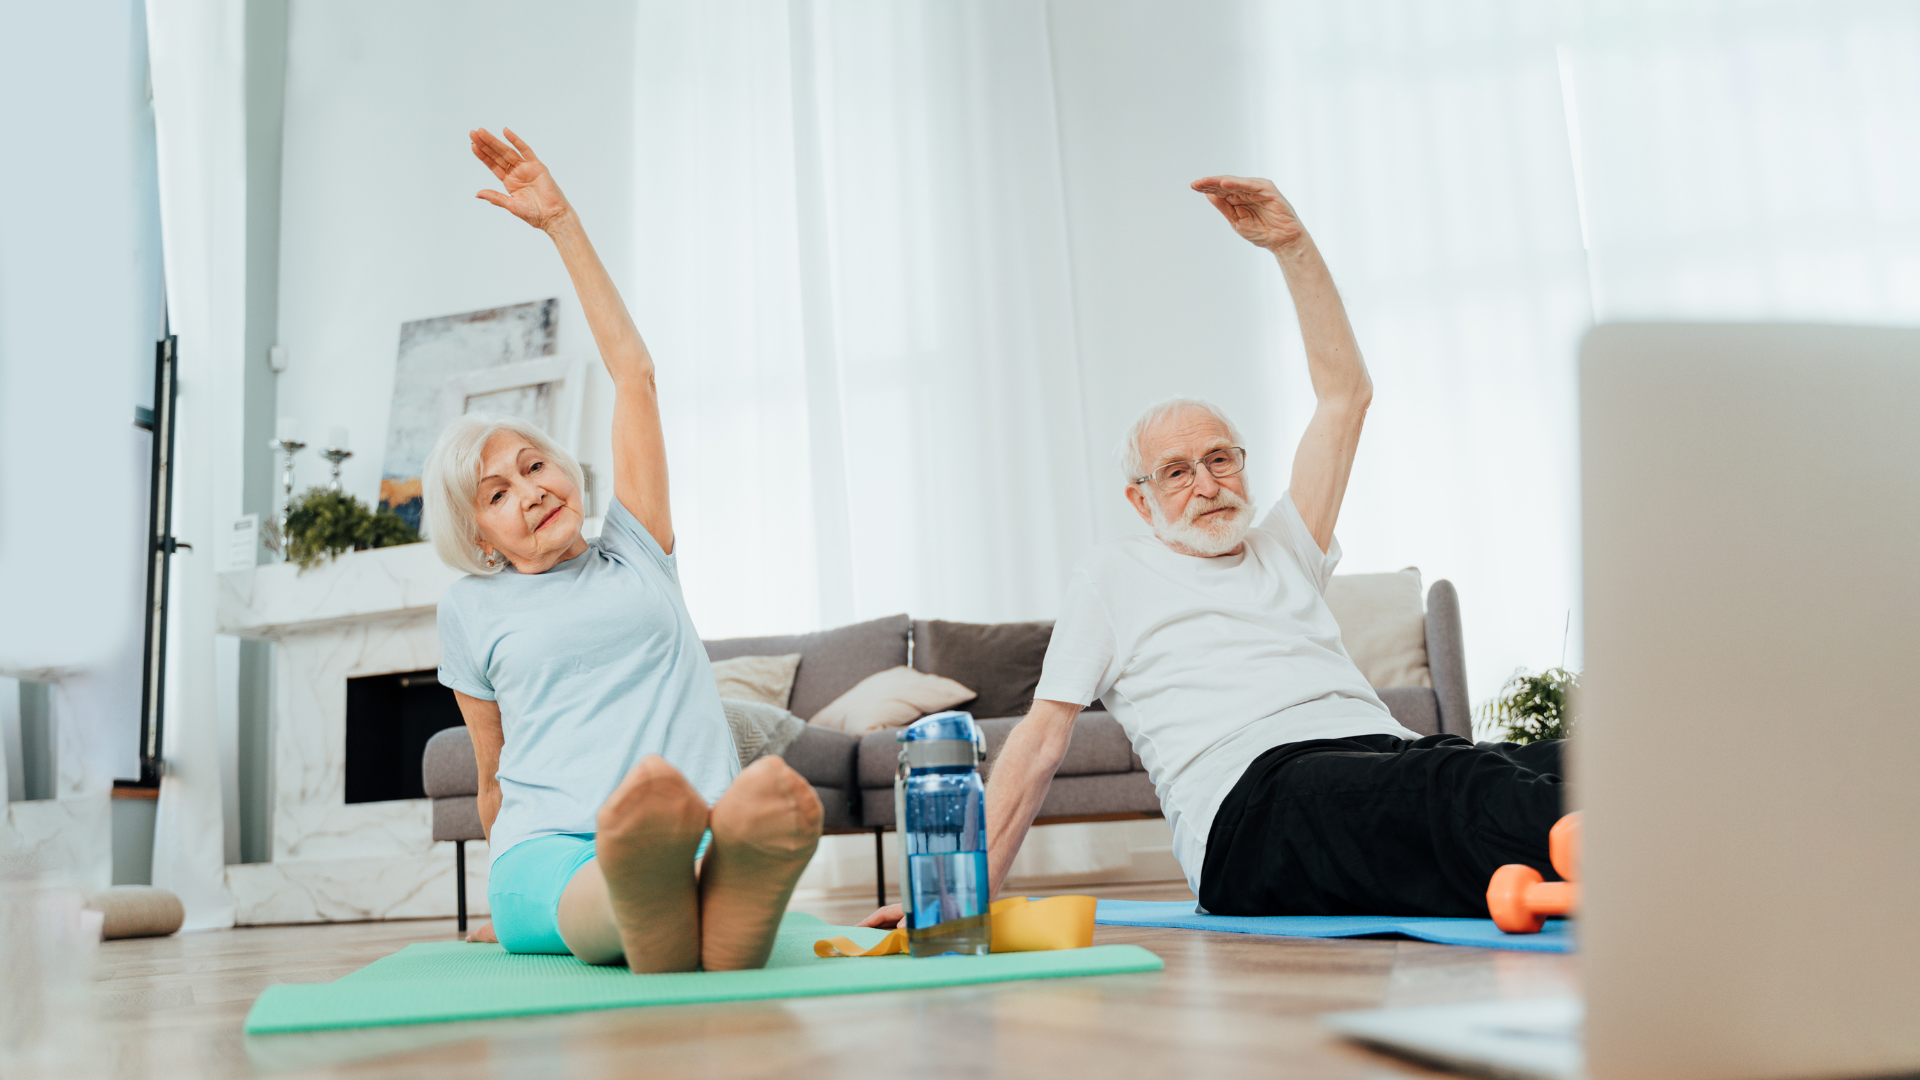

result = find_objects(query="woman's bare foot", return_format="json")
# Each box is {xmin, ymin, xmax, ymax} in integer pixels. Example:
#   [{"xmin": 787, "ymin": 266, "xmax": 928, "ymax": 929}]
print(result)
[
  {"xmin": 594, "ymin": 755, "xmax": 710, "ymax": 973},
  {"xmin": 697, "ymin": 756, "xmax": 823, "ymax": 971}
]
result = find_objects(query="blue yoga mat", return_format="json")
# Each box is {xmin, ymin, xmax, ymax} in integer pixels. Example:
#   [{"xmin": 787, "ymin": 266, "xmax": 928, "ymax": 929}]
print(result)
[{"xmin": 1094, "ymin": 899, "xmax": 1575, "ymax": 953}]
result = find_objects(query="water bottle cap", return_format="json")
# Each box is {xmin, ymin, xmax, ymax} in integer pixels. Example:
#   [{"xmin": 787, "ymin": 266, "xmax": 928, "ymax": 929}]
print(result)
[
  {"xmin": 898, "ymin": 710, "xmax": 981, "ymax": 745},
  {"xmin": 897, "ymin": 711, "xmax": 985, "ymax": 772}
]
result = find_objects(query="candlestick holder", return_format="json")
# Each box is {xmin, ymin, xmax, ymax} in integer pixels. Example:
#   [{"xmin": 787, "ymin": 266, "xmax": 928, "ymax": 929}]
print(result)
[
  {"xmin": 268, "ymin": 437, "xmax": 306, "ymax": 557},
  {"xmin": 322, "ymin": 446, "xmax": 353, "ymax": 492}
]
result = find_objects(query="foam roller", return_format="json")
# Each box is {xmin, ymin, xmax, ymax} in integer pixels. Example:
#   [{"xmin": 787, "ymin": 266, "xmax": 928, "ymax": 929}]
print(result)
[{"xmin": 84, "ymin": 886, "xmax": 185, "ymax": 940}]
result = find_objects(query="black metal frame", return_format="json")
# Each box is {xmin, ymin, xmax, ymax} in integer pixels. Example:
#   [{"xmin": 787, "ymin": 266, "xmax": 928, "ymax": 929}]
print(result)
[
  {"xmin": 136, "ymin": 334, "xmax": 185, "ymax": 788},
  {"xmin": 456, "ymin": 840, "xmax": 468, "ymax": 934}
]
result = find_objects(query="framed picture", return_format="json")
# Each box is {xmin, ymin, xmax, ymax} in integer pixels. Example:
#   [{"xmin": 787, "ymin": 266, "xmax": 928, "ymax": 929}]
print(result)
[
  {"xmin": 378, "ymin": 299, "xmax": 558, "ymax": 531},
  {"xmin": 439, "ymin": 356, "xmax": 586, "ymax": 456}
]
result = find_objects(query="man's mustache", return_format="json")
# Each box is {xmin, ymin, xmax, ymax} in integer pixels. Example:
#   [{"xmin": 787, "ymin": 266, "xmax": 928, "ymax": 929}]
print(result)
[{"xmin": 1183, "ymin": 488, "xmax": 1247, "ymax": 523}]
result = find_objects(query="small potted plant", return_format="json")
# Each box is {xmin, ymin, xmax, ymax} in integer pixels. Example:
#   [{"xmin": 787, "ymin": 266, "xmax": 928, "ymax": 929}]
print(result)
[
  {"xmin": 278, "ymin": 488, "xmax": 420, "ymax": 571},
  {"xmin": 1477, "ymin": 667, "xmax": 1578, "ymax": 744}
]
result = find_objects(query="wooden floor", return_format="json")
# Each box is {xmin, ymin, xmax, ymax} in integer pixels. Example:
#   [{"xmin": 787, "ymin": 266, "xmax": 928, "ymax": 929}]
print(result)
[{"xmin": 56, "ymin": 883, "xmax": 1577, "ymax": 1080}]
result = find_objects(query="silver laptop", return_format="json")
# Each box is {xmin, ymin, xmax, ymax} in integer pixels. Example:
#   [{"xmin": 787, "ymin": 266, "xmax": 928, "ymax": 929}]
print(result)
[{"xmin": 1325, "ymin": 324, "xmax": 1920, "ymax": 1080}]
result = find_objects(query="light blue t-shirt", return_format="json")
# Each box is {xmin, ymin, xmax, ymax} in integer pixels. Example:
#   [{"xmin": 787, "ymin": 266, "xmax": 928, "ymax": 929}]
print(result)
[{"xmin": 436, "ymin": 499, "xmax": 738, "ymax": 865}]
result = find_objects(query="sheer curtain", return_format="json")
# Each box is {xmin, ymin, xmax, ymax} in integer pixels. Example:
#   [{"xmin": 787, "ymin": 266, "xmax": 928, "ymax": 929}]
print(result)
[
  {"xmin": 1564, "ymin": 0, "xmax": 1920, "ymax": 325},
  {"xmin": 1245, "ymin": 1, "xmax": 1594, "ymax": 703},
  {"xmin": 633, "ymin": 0, "xmax": 1096, "ymax": 639},
  {"xmin": 145, "ymin": 0, "xmax": 246, "ymax": 929}
]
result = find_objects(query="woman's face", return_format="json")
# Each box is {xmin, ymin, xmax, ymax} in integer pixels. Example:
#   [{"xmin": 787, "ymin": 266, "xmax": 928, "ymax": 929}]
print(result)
[{"xmin": 471, "ymin": 431, "xmax": 588, "ymax": 573}]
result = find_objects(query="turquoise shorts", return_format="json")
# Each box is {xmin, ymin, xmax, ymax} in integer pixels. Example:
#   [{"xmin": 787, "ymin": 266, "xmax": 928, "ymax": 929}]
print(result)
[{"xmin": 488, "ymin": 831, "xmax": 712, "ymax": 955}]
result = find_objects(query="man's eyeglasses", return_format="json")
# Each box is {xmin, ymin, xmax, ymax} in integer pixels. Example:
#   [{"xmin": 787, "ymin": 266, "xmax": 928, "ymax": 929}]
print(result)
[{"xmin": 1135, "ymin": 447, "xmax": 1247, "ymax": 493}]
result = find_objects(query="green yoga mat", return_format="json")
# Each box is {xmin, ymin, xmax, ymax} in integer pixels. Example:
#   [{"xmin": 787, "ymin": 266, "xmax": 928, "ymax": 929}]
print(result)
[{"xmin": 245, "ymin": 912, "xmax": 1162, "ymax": 1034}]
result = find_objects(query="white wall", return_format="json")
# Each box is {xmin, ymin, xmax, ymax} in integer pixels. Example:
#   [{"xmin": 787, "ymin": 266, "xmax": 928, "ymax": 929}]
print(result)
[{"xmin": 275, "ymin": 0, "xmax": 639, "ymax": 516}]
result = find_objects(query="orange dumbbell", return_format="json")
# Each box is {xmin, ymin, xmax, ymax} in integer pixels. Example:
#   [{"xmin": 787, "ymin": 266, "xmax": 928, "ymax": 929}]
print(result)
[{"xmin": 1486, "ymin": 812, "xmax": 1581, "ymax": 934}]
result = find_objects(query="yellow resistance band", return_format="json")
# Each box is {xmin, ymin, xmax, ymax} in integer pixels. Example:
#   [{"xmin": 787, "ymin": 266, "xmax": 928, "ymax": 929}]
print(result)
[{"xmin": 814, "ymin": 895, "xmax": 1097, "ymax": 958}]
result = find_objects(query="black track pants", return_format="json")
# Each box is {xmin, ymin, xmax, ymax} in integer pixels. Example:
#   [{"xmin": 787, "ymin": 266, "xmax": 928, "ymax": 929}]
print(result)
[{"xmin": 1198, "ymin": 734, "xmax": 1567, "ymax": 918}]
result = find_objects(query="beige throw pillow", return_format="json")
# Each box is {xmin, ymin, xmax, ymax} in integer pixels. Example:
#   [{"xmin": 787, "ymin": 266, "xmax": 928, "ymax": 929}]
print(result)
[
  {"xmin": 1323, "ymin": 567, "xmax": 1431, "ymax": 688},
  {"xmin": 808, "ymin": 666, "xmax": 975, "ymax": 736},
  {"xmin": 710, "ymin": 653, "xmax": 803, "ymax": 710}
]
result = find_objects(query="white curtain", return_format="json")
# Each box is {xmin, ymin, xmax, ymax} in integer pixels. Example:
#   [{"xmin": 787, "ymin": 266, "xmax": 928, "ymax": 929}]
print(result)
[
  {"xmin": 1565, "ymin": 0, "xmax": 1920, "ymax": 326},
  {"xmin": 144, "ymin": 0, "xmax": 247, "ymax": 929},
  {"xmin": 1243, "ymin": 1, "xmax": 1595, "ymax": 703},
  {"xmin": 635, "ymin": 0, "xmax": 1098, "ymax": 640}
]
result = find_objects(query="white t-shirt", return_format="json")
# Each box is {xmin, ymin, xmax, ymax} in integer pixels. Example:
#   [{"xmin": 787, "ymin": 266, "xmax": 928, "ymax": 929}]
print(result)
[{"xmin": 1034, "ymin": 491, "xmax": 1418, "ymax": 893}]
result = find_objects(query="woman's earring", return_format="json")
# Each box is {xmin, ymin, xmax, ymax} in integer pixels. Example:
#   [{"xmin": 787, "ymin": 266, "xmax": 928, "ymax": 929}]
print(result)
[{"xmin": 481, "ymin": 547, "xmax": 498, "ymax": 569}]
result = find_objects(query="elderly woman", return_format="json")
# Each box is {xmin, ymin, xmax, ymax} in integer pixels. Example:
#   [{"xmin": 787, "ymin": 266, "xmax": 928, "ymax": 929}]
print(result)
[{"xmin": 425, "ymin": 128, "xmax": 821, "ymax": 973}]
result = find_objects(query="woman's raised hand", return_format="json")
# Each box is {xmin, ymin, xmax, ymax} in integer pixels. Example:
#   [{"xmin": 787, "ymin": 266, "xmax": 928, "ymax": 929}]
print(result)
[
  {"xmin": 1191, "ymin": 175, "xmax": 1306, "ymax": 251},
  {"xmin": 471, "ymin": 127, "xmax": 572, "ymax": 232}
]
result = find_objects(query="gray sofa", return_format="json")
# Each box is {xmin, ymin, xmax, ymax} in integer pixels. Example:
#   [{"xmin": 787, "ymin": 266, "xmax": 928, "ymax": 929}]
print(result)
[{"xmin": 423, "ymin": 579, "xmax": 1469, "ymax": 924}]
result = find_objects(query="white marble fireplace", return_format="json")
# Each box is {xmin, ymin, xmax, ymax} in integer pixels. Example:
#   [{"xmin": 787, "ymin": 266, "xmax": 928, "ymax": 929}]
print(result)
[{"xmin": 217, "ymin": 543, "xmax": 486, "ymax": 924}]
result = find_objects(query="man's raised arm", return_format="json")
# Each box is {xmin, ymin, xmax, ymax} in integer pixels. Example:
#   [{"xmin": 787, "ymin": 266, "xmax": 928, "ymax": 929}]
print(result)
[{"xmin": 1192, "ymin": 175, "xmax": 1372, "ymax": 554}]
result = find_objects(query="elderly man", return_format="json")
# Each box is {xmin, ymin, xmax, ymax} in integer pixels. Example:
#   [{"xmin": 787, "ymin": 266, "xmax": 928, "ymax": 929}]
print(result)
[{"xmin": 873, "ymin": 175, "xmax": 1563, "ymax": 923}]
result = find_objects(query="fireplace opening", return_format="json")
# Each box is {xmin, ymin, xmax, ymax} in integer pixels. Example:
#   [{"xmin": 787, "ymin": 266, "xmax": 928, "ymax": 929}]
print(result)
[{"xmin": 345, "ymin": 669, "xmax": 466, "ymax": 804}]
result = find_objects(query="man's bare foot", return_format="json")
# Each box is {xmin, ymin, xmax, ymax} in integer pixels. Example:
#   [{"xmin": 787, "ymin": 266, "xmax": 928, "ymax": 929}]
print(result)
[
  {"xmin": 698, "ymin": 756, "xmax": 823, "ymax": 971},
  {"xmin": 595, "ymin": 755, "xmax": 710, "ymax": 973}
]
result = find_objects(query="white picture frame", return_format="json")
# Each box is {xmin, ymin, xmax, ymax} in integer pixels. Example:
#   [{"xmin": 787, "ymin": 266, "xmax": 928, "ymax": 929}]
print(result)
[{"xmin": 439, "ymin": 356, "xmax": 586, "ymax": 454}]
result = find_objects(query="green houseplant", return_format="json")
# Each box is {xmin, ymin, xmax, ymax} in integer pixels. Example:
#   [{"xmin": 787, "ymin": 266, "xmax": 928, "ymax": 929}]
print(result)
[
  {"xmin": 282, "ymin": 488, "xmax": 420, "ymax": 571},
  {"xmin": 1478, "ymin": 667, "xmax": 1578, "ymax": 744}
]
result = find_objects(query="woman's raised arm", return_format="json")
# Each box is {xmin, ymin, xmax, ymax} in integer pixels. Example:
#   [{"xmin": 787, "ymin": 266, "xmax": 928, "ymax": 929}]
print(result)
[{"xmin": 470, "ymin": 127, "xmax": 673, "ymax": 552}]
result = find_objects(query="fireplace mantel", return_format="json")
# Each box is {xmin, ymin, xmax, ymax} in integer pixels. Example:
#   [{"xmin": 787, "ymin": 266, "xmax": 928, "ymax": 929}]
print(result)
[
  {"xmin": 218, "ymin": 541, "xmax": 462, "ymax": 639},
  {"xmin": 216, "ymin": 542, "xmax": 485, "ymax": 924}
]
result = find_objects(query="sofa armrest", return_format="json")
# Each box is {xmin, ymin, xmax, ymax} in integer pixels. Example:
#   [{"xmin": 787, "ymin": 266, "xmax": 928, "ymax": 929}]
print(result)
[
  {"xmin": 1425, "ymin": 579, "xmax": 1471, "ymax": 737},
  {"xmin": 432, "ymin": 795, "xmax": 485, "ymax": 842},
  {"xmin": 423, "ymin": 726, "xmax": 478, "ymax": 798},
  {"xmin": 779, "ymin": 722, "xmax": 859, "ymax": 791}
]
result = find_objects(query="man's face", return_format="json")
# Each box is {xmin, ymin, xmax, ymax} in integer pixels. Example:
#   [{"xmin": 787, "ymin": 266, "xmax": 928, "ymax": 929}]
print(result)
[{"xmin": 1125, "ymin": 410, "xmax": 1252, "ymax": 557}]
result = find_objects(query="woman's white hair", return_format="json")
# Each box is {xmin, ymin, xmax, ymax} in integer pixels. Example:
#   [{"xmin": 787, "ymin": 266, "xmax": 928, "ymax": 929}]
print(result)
[
  {"xmin": 1116, "ymin": 397, "xmax": 1244, "ymax": 483},
  {"xmin": 422, "ymin": 413, "xmax": 585, "ymax": 576}
]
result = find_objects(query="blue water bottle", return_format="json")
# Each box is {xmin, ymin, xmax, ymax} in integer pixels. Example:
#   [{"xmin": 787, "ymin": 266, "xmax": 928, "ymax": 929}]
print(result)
[{"xmin": 896, "ymin": 711, "xmax": 992, "ymax": 957}]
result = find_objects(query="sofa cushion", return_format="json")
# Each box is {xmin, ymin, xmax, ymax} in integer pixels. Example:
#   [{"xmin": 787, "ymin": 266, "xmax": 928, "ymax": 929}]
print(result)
[
  {"xmin": 856, "ymin": 709, "xmax": 1132, "ymax": 790},
  {"xmin": 1377, "ymin": 686, "xmax": 1441, "ymax": 737},
  {"xmin": 859, "ymin": 771, "xmax": 1160, "ymax": 828},
  {"xmin": 1325, "ymin": 567, "xmax": 1431, "ymax": 688},
  {"xmin": 721, "ymin": 699, "xmax": 806, "ymax": 766},
  {"xmin": 911, "ymin": 618, "xmax": 1053, "ymax": 722},
  {"xmin": 711, "ymin": 653, "xmax": 802, "ymax": 709},
  {"xmin": 979, "ymin": 712, "xmax": 1134, "ymax": 780},
  {"xmin": 809, "ymin": 666, "xmax": 976, "ymax": 736},
  {"xmin": 705, "ymin": 613, "xmax": 910, "ymax": 721}
]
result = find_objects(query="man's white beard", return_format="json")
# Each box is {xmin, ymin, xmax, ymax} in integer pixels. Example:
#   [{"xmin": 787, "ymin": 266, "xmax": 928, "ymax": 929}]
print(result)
[{"xmin": 1149, "ymin": 484, "xmax": 1253, "ymax": 557}]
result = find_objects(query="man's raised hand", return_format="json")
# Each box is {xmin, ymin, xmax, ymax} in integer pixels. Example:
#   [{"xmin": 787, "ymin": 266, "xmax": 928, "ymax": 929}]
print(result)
[
  {"xmin": 471, "ymin": 127, "xmax": 573, "ymax": 232},
  {"xmin": 1192, "ymin": 175, "xmax": 1305, "ymax": 251}
]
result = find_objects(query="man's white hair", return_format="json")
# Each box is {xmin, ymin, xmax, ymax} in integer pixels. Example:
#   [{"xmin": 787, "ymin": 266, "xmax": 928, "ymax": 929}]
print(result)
[
  {"xmin": 422, "ymin": 413, "xmax": 585, "ymax": 576},
  {"xmin": 1116, "ymin": 397, "xmax": 1244, "ymax": 483}
]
